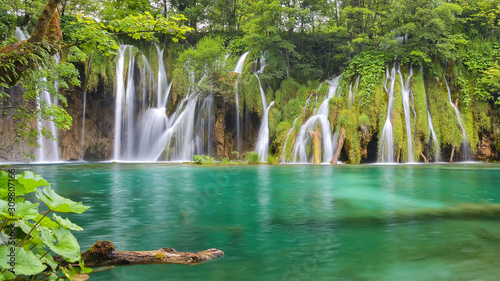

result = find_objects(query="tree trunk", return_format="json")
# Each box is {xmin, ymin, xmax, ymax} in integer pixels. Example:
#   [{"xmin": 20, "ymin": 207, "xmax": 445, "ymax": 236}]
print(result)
[
  {"xmin": 330, "ymin": 127, "xmax": 346, "ymax": 164},
  {"xmin": 309, "ymin": 131, "xmax": 321, "ymax": 164},
  {"xmin": 0, "ymin": 0, "xmax": 62, "ymax": 86},
  {"xmin": 450, "ymin": 144, "xmax": 455, "ymax": 163},
  {"xmin": 420, "ymin": 151, "xmax": 428, "ymax": 164},
  {"xmin": 54, "ymin": 241, "xmax": 224, "ymax": 268}
]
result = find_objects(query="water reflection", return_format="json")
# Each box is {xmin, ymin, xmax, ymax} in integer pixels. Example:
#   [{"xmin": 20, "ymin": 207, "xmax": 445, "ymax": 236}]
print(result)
[{"xmin": 14, "ymin": 163, "xmax": 500, "ymax": 281}]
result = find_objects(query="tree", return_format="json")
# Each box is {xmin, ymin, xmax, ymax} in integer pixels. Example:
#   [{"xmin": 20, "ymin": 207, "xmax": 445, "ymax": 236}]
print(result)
[{"xmin": 0, "ymin": 0, "xmax": 193, "ymax": 161}]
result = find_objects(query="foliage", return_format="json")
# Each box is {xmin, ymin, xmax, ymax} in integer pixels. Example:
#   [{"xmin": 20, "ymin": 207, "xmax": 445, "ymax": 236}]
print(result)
[
  {"xmin": 342, "ymin": 51, "xmax": 387, "ymax": 106},
  {"xmin": 0, "ymin": 170, "xmax": 90, "ymax": 280},
  {"xmin": 173, "ymin": 36, "xmax": 230, "ymax": 98},
  {"xmin": 266, "ymin": 155, "xmax": 278, "ymax": 165},
  {"xmin": 192, "ymin": 154, "xmax": 215, "ymax": 164},
  {"xmin": 245, "ymin": 151, "xmax": 260, "ymax": 164}
]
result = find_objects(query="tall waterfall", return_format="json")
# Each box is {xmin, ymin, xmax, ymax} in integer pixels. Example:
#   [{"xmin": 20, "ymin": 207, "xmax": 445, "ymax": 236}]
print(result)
[
  {"xmin": 444, "ymin": 78, "xmax": 471, "ymax": 161},
  {"xmin": 379, "ymin": 66, "xmax": 396, "ymax": 163},
  {"xmin": 254, "ymin": 56, "xmax": 274, "ymax": 162},
  {"xmin": 233, "ymin": 51, "xmax": 250, "ymax": 154},
  {"xmin": 421, "ymin": 67, "xmax": 440, "ymax": 161},
  {"xmin": 113, "ymin": 45, "xmax": 128, "ymax": 160},
  {"xmin": 36, "ymin": 78, "xmax": 60, "ymax": 162},
  {"xmin": 292, "ymin": 76, "xmax": 340, "ymax": 163},
  {"xmin": 134, "ymin": 46, "xmax": 172, "ymax": 161},
  {"xmin": 398, "ymin": 66, "xmax": 414, "ymax": 162}
]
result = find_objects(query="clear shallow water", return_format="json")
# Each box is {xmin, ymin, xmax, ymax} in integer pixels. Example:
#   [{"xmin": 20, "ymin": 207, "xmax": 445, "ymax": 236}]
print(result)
[{"xmin": 13, "ymin": 163, "xmax": 500, "ymax": 281}]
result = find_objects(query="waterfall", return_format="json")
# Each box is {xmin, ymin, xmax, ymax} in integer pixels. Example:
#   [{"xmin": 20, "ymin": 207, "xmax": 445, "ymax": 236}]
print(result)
[
  {"xmin": 194, "ymin": 94, "xmax": 215, "ymax": 156},
  {"xmin": 254, "ymin": 57, "xmax": 274, "ymax": 161},
  {"xmin": 292, "ymin": 76, "xmax": 340, "ymax": 163},
  {"xmin": 255, "ymin": 101, "xmax": 275, "ymax": 162},
  {"xmin": 233, "ymin": 51, "xmax": 250, "ymax": 154},
  {"xmin": 398, "ymin": 66, "xmax": 414, "ymax": 162},
  {"xmin": 421, "ymin": 67, "xmax": 440, "ymax": 161},
  {"xmin": 281, "ymin": 114, "xmax": 303, "ymax": 162},
  {"xmin": 133, "ymin": 45, "xmax": 172, "ymax": 161},
  {"xmin": 36, "ymin": 80, "xmax": 60, "ymax": 162},
  {"xmin": 379, "ymin": 66, "xmax": 396, "ymax": 163},
  {"xmin": 113, "ymin": 45, "xmax": 128, "ymax": 160},
  {"xmin": 444, "ymin": 78, "xmax": 471, "ymax": 161}
]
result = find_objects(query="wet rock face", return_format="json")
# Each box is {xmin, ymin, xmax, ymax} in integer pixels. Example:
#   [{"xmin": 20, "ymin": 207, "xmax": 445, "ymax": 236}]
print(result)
[
  {"xmin": 0, "ymin": 83, "xmax": 115, "ymax": 162},
  {"xmin": 475, "ymin": 133, "xmax": 497, "ymax": 161}
]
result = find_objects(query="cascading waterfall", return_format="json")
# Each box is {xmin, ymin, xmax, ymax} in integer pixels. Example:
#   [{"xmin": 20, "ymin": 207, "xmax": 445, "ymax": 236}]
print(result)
[
  {"xmin": 379, "ymin": 66, "xmax": 397, "ymax": 163},
  {"xmin": 194, "ymin": 94, "xmax": 215, "ymax": 156},
  {"xmin": 444, "ymin": 78, "xmax": 471, "ymax": 161},
  {"xmin": 398, "ymin": 66, "xmax": 414, "ymax": 162},
  {"xmin": 233, "ymin": 51, "xmax": 250, "ymax": 154},
  {"xmin": 281, "ymin": 114, "xmax": 303, "ymax": 162},
  {"xmin": 124, "ymin": 47, "xmax": 137, "ymax": 159},
  {"xmin": 134, "ymin": 45, "xmax": 172, "ymax": 161},
  {"xmin": 254, "ymin": 56, "xmax": 274, "ymax": 161},
  {"xmin": 292, "ymin": 76, "xmax": 340, "ymax": 163},
  {"xmin": 163, "ymin": 72, "xmax": 213, "ymax": 161},
  {"xmin": 112, "ymin": 44, "xmax": 215, "ymax": 161},
  {"xmin": 421, "ymin": 67, "xmax": 440, "ymax": 161}
]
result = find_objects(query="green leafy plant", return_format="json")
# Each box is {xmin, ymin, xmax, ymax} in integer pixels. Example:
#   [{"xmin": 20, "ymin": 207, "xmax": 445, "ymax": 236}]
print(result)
[
  {"xmin": 0, "ymin": 170, "xmax": 90, "ymax": 280},
  {"xmin": 266, "ymin": 155, "xmax": 278, "ymax": 165},
  {"xmin": 245, "ymin": 151, "xmax": 260, "ymax": 164},
  {"xmin": 192, "ymin": 155, "xmax": 215, "ymax": 165}
]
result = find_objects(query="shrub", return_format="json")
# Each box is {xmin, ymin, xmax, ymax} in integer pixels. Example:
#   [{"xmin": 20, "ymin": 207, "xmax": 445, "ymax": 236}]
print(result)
[
  {"xmin": 266, "ymin": 155, "xmax": 278, "ymax": 165},
  {"xmin": 192, "ymin": 155, "xmax": 215, "ymax": 165},
  {"xmin": 245, "ymin": 151, "xmax": 260, "ymax": 164}
]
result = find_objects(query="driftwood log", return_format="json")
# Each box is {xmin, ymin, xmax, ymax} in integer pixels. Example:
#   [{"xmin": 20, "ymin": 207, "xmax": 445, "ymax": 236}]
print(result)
[{"xmin": 55, "ymin": 241, "xmax": 224, "ymax": 268}]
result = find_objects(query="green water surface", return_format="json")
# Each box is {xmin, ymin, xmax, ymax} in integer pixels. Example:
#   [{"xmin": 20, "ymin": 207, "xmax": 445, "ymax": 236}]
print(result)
[{"xmin": 15, "ymin": 163, "xmax": 500, "ymax": 281}]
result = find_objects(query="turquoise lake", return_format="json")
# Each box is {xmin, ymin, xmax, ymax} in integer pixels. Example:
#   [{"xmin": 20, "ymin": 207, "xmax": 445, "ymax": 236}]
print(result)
[{"xmin": 13, "ymin": 163, "xmax": 500, "ymax": 281}]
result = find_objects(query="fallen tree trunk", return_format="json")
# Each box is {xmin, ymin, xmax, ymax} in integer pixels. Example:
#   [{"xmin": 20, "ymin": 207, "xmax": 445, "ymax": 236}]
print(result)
[{"xmin": 54, "ymin": 241, "xmax": 224, "ymax": 267}]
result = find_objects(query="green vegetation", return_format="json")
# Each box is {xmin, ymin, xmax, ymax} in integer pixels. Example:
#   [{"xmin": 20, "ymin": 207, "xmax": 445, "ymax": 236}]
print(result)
[
  {"xmin": 0, "ymin": 170, "xmax": 90, "ymax": 280},
  {"xmin": 1, "ymin": 0, "xmax": 500, "ymax": 162},
  {"xmin": 192, "ymin": 154, "xmax": 215, "ymax": 165},
  {"xmin": 245, "ymin": 151, "xmax": 260, "ymax": 164}
]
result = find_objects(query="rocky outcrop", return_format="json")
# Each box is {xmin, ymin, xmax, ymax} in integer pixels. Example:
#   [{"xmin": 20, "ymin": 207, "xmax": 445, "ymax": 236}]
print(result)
[{"xmin": 59, "ymin": 84, "xmax": 115, "ymax": 161}]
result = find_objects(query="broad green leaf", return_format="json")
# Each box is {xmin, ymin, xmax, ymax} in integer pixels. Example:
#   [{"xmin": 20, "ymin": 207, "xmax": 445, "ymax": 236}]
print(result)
[
  {"xmin": 16, "ymin": 171, "xmax": 49, "ymax": 195},
  {"xmin": 0, "ymin": 199, "xmax": 39, "ymax": 220},
  {"xmin": 36, "ymin": 186, "xmax": 90, "ymax": 213},
  {"xmin": 0, "ymin": 233, "xmax": 8, "ymax": 246},
  {"xmin": 37, "ymin": 213, "xmax": 59, "ymax": 229},
  {"xmin": 0, "ymin": 171, "xmax": 9, "ymax": 199},
  {"xmin": 39, "ymin": 250, "xmax": 58, "ymax": 270},
  {"xmin": 41, "ymin": 227, "xmax": 81, "ymax": 262},
  {"xmin": 16, "ymin": 220, "xmax": 46, "ymax": 246},
  {"xmin": 53, "ymin": 214, "xmax": 83, "ymax": 231},
  {"xmin": 0, "ymin": 245, "xmax": 46, "ymax": 275},
  {"xmin": 0, "ymin": 270, "xmax": 16, "ymax": 281}
]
